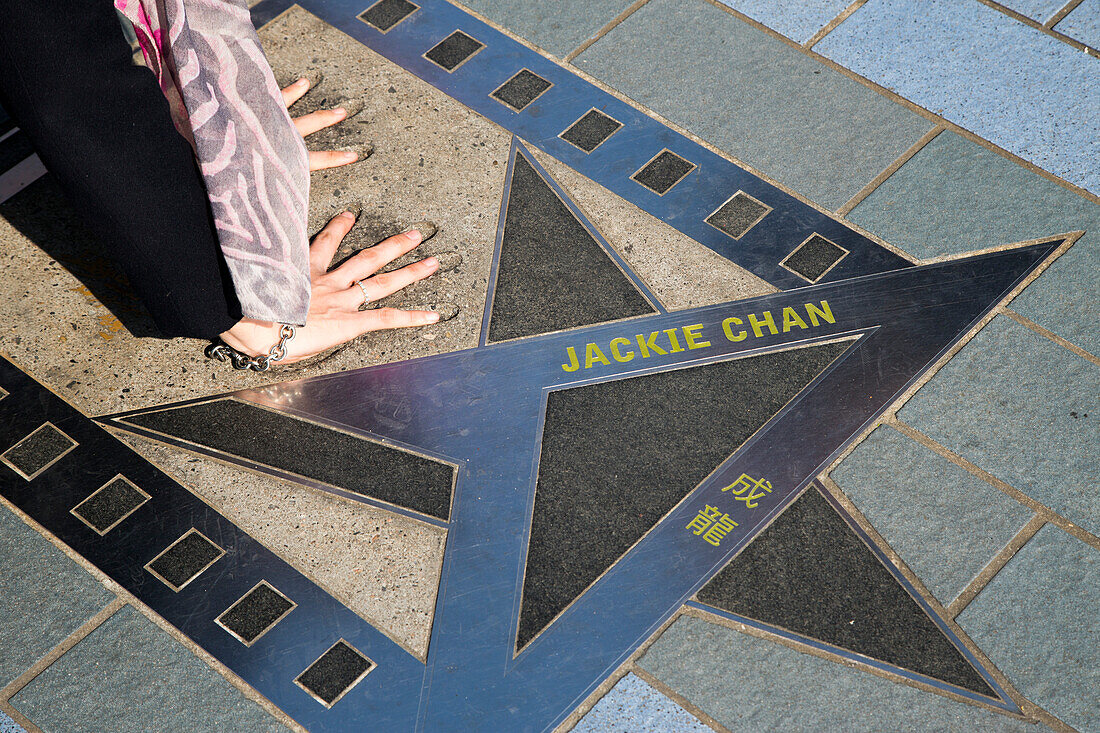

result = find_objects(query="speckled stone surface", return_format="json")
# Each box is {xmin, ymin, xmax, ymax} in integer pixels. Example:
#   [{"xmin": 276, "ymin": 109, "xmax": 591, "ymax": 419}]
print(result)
[
  {"xmin": 831, "ymin": 425, "xmax": 1035, "ymax": 605},
  {"xmin": 957, "ymin": 525, "xmax": 1099, "ymax": 733},
  {"xmin": 0, "ymin": 505, "xmax": 113, "ymax": 688},
  {"xmin": 573, "ymin": 673, "xmax": 710, "ymax": 733},
  {"xmin": 574, "ymin": 0, "xmax": 932, "ymax": 210},
  {"xmin": 713, "ymin": 0, "xmax": 853, "ymax": 42},
  {"xmin": 996, "ymin": 0, "xmax": 1067, "ymax": 22},
  {"xmin": 458, "ymin": 0, "xmax": 634, "ymax": 58},
  {"xmin": 848, "ymin": 131, "xmax": 1100, "ymax": 356},
  {"xmin": 898, "ymin": 316, "xmax": 1100, "ymax": 535},
  {"xmin": 10, "ymin": 606, "xmax": 289, "ymax": 733},
  {"xmin": 0, "ymin": 711, "xmax": 26, "ymax": 733},
  {"xmin": 817, "ymin": 0, "xmax": 1100, "ymax": 195},
  {"xmin": 639, "ymin": 615, "xmax": 1035, "ymax": 731},
  {"xmin": 1055, "ymin": 0, "xmax": 1100, "ymax": 48}
]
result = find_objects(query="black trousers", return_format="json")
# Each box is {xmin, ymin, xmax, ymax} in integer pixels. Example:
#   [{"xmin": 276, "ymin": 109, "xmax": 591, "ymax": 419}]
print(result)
[{"xmin": 0, "ymin": 0, "xmax": 241, "ymax": 339}]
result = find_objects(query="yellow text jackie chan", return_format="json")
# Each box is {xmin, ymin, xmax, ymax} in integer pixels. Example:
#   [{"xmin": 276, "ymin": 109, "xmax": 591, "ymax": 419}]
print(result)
[{"xmin": 561, "ymin": 300, "xmax": 837, "ymax": 372}]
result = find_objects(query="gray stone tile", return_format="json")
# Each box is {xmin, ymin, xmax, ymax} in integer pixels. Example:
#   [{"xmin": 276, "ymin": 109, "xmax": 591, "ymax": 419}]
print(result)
[
  {"xmin": 957, "ymin": 525, "xmax": 1099, "ymax": 733},
  {"xmin": 1054, "ymin": 0, "xmax": 1100, "ymax": 49},
  {"xmin": 459, "ymin": 0, "xmax": 635, "ymax": 58},
  {"xmin": 848, "ymin": 131, "xmax": 1100, "ymax": 355},
  {"xmin": 0, "ymin": 505, "xmax": 113, "ymax": 687},
  {"xmin": 639, "ymin": 615, "xmax": 1034, "ymax": 731},
  {"xmin": 897, "ymin": 316, "xmax": 1100, "ymax": 535},
  {"xmin": 815, "ymin": 0, "xmax": 1100, "ymax": 195},
  {"xmin": 832, "ymin": 425, "xmax": 1034, "ymax": 605},
  {"xmin": 713, "ymin": 0, "xmax": 852, "ymax": 43},
  {"xmin": 573, "ymin": 673, "xmax": 710, "ymax": 733},
  {"xmin": 11, "ymin": 606, "xmax": 289, "ymax": 733},
  {"xmin": 573, "ymin": 0, "xmax": 932, "ymax": 210}
]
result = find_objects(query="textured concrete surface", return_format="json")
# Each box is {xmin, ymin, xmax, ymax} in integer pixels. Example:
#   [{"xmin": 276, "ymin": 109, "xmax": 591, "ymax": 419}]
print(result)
[
  {"xmin": 817, "ymin": 0, "xmax": 1100, "ymax": 195},
  {"xmin": 10, "ymin": 606, "xmax": 289, "ymax": 733},
  {"xmin": 639, "ymin": 615, "xmax": 1035, "ymax": 731},
  {"xmin": 573, "ymin": 0, "xmax": 932, "ymax": 210},
  {"xmin": 958, "ymin": 525, "xmax": 1099, "ymax": 732},
  {"xmin": 0, "ymin": 504, "xmax": 113, "ymax": 688},
  {"xmin": 832, "ymin": 425, "xmax": 1035, "ymax": 605},
  {"xmin": 898, "ymin": 316, "xmax": 1099, "ymax": 536},
  {"xmin": 573, "ymin": 673, "xmax": 710, "ymax": 733},
  {"xmin": 998, "ymin": 0, "xmax": 1068, "ymax": 22},
  {"xmin": 714, "ymin": 0, "xmax": 852, "ymax": 42},
  {"xmin": 848, "ymin": 130, "xmax": 1100, "ymax": 356},
  {"xmin": 1055, "ymin": 0, "xmax": 1100, "ymax": 48},
  {"xmin": 0, "ymin": 712, "xmax": 25, "ymax": 733},
  {"xmin": 459, "ymin": 0, "xmax": 633, "ymax": 58},
  {"xmin": 110, "ymin": 428, "xmax": 445, "ymax": 659}
]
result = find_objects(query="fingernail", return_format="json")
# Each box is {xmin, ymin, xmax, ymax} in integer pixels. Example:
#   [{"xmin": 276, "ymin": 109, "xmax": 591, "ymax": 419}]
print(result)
[
  {"xmin": 432, "ymin": 251, "xmax": 462, "ymax": 272},
  {"xmin": 339, "ymin": 210, "xmax": 355, "ymax": 220},
  {"xmin": 333, "ymin": 107, "xmax": 347, "ymax": 118},
  {"xmin": 424, "ymin": 303, "xmax": 459, "ymax": 321},
  {"xmin": 294, "ymin": 77, "xmax": 309, "ymax": 87},
  {"xmin": 406, "ymin": 221, "xmax": 438, "ymax": 242},
  {"xmin": 427, "ymin": 312, "xmax": 441, "ymax": 323},
  {"xmin": 423, "ymin": 256, "xmax": 439, "ymax": 269},
  {"xmin": 338, "ymin": 144, "xmax": 373, "ymax": 163},
  {"xmin": 341, "ymin": 100, "xmax": 365, "ymax": 119},
  {"xmin": 342, "ymin": 150, "xmax": 360, "ymax": 162},
  {"xmin": 344, "ymin": 202, "xmax": 364, "ymax": 221}
]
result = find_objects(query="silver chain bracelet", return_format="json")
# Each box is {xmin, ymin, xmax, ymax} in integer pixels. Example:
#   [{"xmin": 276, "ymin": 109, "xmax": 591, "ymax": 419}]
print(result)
[{"xmin": 205, "ymin": 324, "xmax": 296, "ymax": 372}]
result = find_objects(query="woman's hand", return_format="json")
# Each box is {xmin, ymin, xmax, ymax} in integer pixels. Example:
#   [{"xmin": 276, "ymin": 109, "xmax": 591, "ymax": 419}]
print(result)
[
  {"xmin": 219, "ymin": 210, "xmax": 441, "ymax": 363},
  {"xmin": 281, "ymin": 77, "xmax": 366, "ymax": 171}
]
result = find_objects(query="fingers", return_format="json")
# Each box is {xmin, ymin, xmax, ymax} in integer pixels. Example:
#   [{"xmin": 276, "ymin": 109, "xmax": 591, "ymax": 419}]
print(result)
[
  {"xmin": 281, "ymin": 78, "xmax": 310, "ymax": 107},
  {"xmin": 309, "ymin": 149, "xmax": 361, "ymax": 171},
  {"xmin": 356, "ymin": 307, "xmax": 441, "ymax": 335},
  {"xmin": 330, "ymin": 229, "xmax": 425, "ymax": 286},
  {"xmin": 309, "ymin": 211, "xmax": 356, "ymax": 278},
  {"xmin": 336, "ymin": 257, "xmax": 439, "ymax": 310},
  {"xmin": 293, "ymin": 108, "xmax": 347, "ymax": 137}
]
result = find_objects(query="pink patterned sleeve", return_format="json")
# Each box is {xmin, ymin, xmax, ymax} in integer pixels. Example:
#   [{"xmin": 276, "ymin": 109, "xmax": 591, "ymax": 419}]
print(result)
[{"xmin": 117, "ymin": 0, "xmax": 311, "ymax": 326}]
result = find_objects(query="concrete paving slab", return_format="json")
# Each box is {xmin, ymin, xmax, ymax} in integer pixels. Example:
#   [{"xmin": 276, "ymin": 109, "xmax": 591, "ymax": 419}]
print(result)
[
  {"xmin": 997, "ymin": 0, "xmax": 1068, "ymax": 22},
  {"xmin": 897, "ymin": 316, "xmax": 1100, "ymax": 535},
  {"xmin": 816, "ymin": 0, "xmax": 1100, "ymax": 195},
  {"xmin": 638, "ymin": 615, "xmax": 1035, "ymax": 731},
  {"xmin": 957, "ymin": 524, "xmax": 1099, "ymax": 733},
  {"xmin": 848, "ymin": 130, "xmax": 1100, "ymax": 355},
  {"xmin": 0, "ymin": 504, "xmax": 113, "ymax": 688},
  {"xmin": 831, "ymin": 425, "xmax": 1035, "ymax": 605},
  {"xmin": 1055, "ymin": 0, "xmax": 1100, "ymax": 48},
  {"xmin": 573, "ymin": 0, "xmax": 932, "ymax": 210},
  {"xmin": 10, "ymin": 606, "xmax": 289, "ymax": 733},
  {"xmin": 573, "ymin": 673, "xmax": 710, "ymax": 732},
  {"xmin": 458, "ymin": 0, "xmax": 634, "ymax": 58},
  {"xmin": 713, "ymin": 0, "xmax": 852, "ymax": 43}
]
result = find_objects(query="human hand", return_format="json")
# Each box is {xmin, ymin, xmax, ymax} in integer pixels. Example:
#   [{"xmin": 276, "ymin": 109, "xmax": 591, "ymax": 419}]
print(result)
[
  {"xmin": 281, "ymin": 77, "xmax": 368, "ymax": 171},
  {"xmin": 219, "ymin": 210, "xmax": 441, "ymax": 363}
]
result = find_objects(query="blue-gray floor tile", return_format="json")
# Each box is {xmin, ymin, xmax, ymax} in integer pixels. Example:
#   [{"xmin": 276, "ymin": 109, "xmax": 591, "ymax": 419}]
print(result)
[
  {"xmin": 459, "ymin": 0, "xmax": 635, "ymax": 58},
  {"xmin": 1055, "ymin": 0, "xmax": 1100, "ymax": 48},
  {"xmin": 816, "ymin": 0, "xmax": 1100, "ymax": 195},
  {"xmin": 712, "ymin": 0, "xmax": 851, "ymax": 43},
  {"xmin": 831, "ymin": 425, "xmax": 1034, "ymax": 605},
  {"xmin": 639, "ymin": 615, "xmax": 1034, "ymax": 731},
  {"xmin": 573, "ymin": 0, "xmax": 932, "ymax": 210},
  {"xmin": 11, "ymin": 606, "xmax": 289, "ymax": 733},
  {"xmin": 957, "ymin": 524, "xmax": 1099, "ymax": 732},
  {"xmin": 0, "ymin": 505, "xmax": 113, "ymax": 688},
  {"xmin": 898, "ymin": 316, "xmax": 1099, "ymax": 535},
  {"xmin": 573, "ymin": 673, "xmax": 710, "ymax": 733},
  {"xmin": 849, "ymin": 131, "xmax": 1100, "ymax": 355},
  {"xmin": 0, "ymin": 711, "xmax": 26, "ymax": 733},
  {"xmin": 997, "ymin": 0, "xmax": 1069, "ymax": 22}
]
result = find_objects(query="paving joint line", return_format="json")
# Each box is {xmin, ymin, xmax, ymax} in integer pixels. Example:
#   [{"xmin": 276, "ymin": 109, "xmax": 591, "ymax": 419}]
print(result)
[
  {"xmin": 803, "ymin": 0, "xmax": 870, "ymax": 49},
  {"xmin": 1000, "ymin": 308, "xmax": 1100, "ymax": 366},
  {"xmin": 836, "ymin": 125, "xmax": 945, "ymax": 217},
  {"xmin": 976, "ymin": 0, "xmax": 1099, "ymax": 56},
  {"xmin": 630, "ymin": 665, "xmax": 731, "ymax": 733},
  {"xmin": 564, "ymin": 0, "xmax": 653, "ymax": 63},
  {"xmin": 701, "ymin": 0, "xmax": 1100, "ymax": 206},
  {"xmin": 1046, "ymin": 0, "xmax": 1085, "ymax": 28},
  {"xmin": 945, "ymin": 514, "xmax": 1047, "ymax": 619}
]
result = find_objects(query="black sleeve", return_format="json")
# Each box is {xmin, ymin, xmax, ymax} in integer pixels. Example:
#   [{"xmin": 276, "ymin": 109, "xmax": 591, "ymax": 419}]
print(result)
[{"xmin": 0, "ymin": 0, "xmax": 242, "ymax": 339}]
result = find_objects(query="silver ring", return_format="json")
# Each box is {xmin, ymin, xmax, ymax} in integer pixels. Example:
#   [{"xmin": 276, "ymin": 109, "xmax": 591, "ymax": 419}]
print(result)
[{"xmin": 354, "ymin": 278, "xmax": 370, "ymax": 307}]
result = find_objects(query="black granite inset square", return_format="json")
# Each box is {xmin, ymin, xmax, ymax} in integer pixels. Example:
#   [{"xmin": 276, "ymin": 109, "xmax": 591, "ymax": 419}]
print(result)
[
  {"xmin": 123, "ymin": 400, "xmax": 456, "ymax": 520},
  {"xmin": 631, "ymin": 150, "xmax": 695, "ymax": 195},
  {"xmin": 217, "ymin": 582, "xmax": 295, "ymax": 646},
  {"xmin": 491, "ymin": 69, "xmax": 552, "ymax": 111},
  {"xmin": 1, "ymin": 423, "xmax": 76, "ymax": 481},
  {"xmin": 781, "ymin": 234, "xmax": 848, "ymax": 282},
  {"xmin": 705, "ymin": 191, "xmax": 771, "ymax": 239},
  {"xmin": 296, "ymin": 640, "xmax": 374, "ymax": 707},
  {"xmin": 357, "ymin": 0, "xmax": 418, "ymax": 32},
  {"xmin": 71, "ymin": 475, "xmax": 150, "ymax": 535},
  {"xmin": 560, "ymin": 109, "xmax": 622, "ymax": 153},
  {"xmin": 424, "ymin": 30, "xmax": 484, "ymax": 71},
  {"xmin": 146, "ymin": 529, "xmax": 224, "ymax": 591}
]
